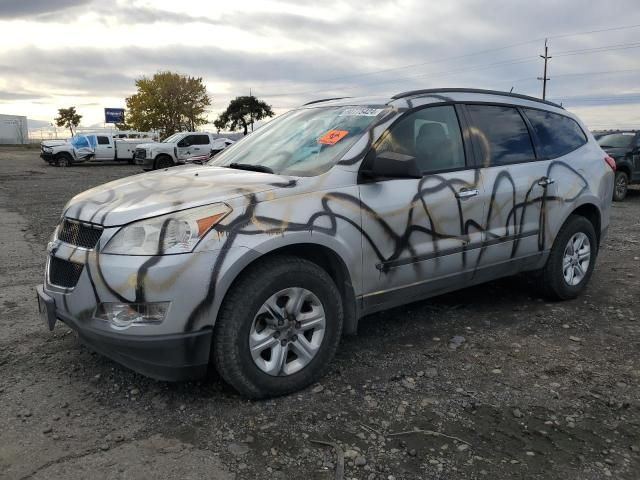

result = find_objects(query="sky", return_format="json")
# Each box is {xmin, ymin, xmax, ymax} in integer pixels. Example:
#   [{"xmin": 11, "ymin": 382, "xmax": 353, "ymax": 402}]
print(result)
[{"xmin": 1, "ymin": 0, "xmax": 639, "ymax": 136}]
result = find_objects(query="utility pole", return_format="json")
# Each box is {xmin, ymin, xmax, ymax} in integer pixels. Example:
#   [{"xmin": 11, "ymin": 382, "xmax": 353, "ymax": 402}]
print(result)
[{"xmin": 537, "ymin": 38, "xmax": 551, "ymax": 100}]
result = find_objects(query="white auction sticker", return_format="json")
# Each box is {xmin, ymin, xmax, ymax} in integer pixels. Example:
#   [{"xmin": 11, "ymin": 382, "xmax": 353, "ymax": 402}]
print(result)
[{"xmin": 339, "ymin": 108, "xmax": 384, "ymax": 117}]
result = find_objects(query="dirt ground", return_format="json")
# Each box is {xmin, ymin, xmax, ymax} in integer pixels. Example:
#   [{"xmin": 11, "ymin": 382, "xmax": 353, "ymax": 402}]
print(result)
[{"xmin": 0, "ymin": 146, "xmax": 638, "ymax": 480}]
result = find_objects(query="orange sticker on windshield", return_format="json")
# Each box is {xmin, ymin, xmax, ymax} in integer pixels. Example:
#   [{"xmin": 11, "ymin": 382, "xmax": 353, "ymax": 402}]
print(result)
[{"xmin": 318, "ymin": 129, "xmax": 348, "ymax": 145}]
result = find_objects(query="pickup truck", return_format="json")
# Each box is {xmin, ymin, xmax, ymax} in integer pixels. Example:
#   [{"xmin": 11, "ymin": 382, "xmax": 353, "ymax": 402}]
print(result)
[
  {"xmin": 41, "ymin": 134, "xmax": 155, "ymax": 167},
  {"xmin": 134, "ymin": 132, "xmax": 234, "ymax": 171}
]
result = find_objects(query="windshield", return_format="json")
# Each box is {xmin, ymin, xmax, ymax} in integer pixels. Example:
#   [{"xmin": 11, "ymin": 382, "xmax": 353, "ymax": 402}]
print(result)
[
  {"xmin": 162, "ymin": 133, "xmax": 182, "ymax": 143},
  {"xmin": 598, "ymin": 133, "xmax": 634, "ymax": 149},
  {"xmin": 209, "ymin": 106, "xmax": 389, "ymax": 176}
]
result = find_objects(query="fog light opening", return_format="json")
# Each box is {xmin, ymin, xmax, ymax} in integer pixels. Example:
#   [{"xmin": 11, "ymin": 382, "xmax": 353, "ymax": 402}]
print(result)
[{"xmin": 94, "ymin": 302, "xmax": 170, "ymax": 330}]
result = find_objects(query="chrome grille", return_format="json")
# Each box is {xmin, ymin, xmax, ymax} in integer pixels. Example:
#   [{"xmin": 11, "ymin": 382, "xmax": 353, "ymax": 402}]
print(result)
[
  {"xmin": 58, "ymin": 219, "xmax": 103, "ymax": 249},
  {"xmin": 48, "ymin": 257, "xmax": 84, "ymax": 289}
]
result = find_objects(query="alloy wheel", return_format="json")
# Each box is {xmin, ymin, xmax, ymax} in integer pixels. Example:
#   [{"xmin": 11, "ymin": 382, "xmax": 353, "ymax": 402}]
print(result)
[
  {"xmin": 249, "ymin": 287, "xmax": 326, "ymax": 376},
  {"xmin": 562, "ymin": 232, "xmax": 591, "ymax": 286}
]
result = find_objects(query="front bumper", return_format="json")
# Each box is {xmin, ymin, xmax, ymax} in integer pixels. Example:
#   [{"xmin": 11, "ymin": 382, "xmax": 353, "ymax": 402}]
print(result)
[
  {"xmin": 135, "ymin": 156, "xmax": 155, "ymax": 170},
  {"xmin": 37, "ymin": 284, "xmax": 212, "ymax": 381},
  {"xmin": 40, "ymin": 152, "xmax": 54, "ymax": 162}
]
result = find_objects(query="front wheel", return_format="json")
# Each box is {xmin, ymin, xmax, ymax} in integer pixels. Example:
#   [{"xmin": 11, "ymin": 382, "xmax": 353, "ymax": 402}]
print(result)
[
  {"xmin": 535, "ymin": 215, "xmax": 597, "ymax": 300},
  {"xmin": 613, "ymin": 171, "xmax": 628, "ymax": 202},
  {"xmin": 154, "ymin": 155, "xmax": 174, "ymax": 169},
  {"xmin": 55, "ymin": 154, "xmax": 72, "ymax": 167},
  {"xmin": 213, "ymin": 256, "xmax": 343, "ymax": 399}
]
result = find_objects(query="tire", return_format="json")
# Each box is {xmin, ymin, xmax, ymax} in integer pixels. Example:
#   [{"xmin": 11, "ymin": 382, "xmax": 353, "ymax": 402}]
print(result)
[
  {"xmin": 213, "ymin": 255, "xmax": 343, "ymax": 399},
  {"xmin": 55, "ymin": 154, "xmax": 72, "ymax": 167},
  {"xmin": 535, "ymin": 215, "xmax": 598, "ymax": 300},
  {"xmin": 154, "ymin": 155, "xmax": 174, "ymax": 170},
  {"xmin": 613, "ymin": 171, "xmax": 628, "ymax": 202}
]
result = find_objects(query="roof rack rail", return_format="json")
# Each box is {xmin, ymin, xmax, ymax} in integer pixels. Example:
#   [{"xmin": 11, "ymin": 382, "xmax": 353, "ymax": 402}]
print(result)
[
  {"xmin": 391, "ymin": 88, "xmax": 563, "ymax": 109},
  {"xmin": 303, "ymin": 97, "xmax": 351, "ymax": 106}
]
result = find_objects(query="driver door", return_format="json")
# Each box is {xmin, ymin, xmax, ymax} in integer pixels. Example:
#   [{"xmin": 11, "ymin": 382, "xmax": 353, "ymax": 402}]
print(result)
[{"xmin": 359, "ymin": 104, "xmax": 486, "ymax": 311}]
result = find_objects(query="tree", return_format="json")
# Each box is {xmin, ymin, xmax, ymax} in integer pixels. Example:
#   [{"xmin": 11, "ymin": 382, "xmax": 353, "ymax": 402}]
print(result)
[
  {"xmin": 55, "ymin": 107, "xmax": 82, "ymax": 136},
  {"xmin": 125, "ymin": 71, "xmax": 211, "ymax": 138},
  {"xmin": 215, "ymin": 96, "xmax": 274, "ymax": 135}
]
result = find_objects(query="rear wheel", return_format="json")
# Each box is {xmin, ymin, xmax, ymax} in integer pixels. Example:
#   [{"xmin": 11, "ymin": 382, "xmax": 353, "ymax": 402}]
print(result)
[
  {"xmin": 535, "ymin": 215, "xmax": 597, "ymax": 300},
  {"xmin": 155, "ymin": 155, "xmax": 174, "ymax": 170},
  {"xmin": 613, "ymin": 171, "xmax": 628, "ymax": 202},
  {"xmin": 213, "ymin": 256, "xmax": 343, "ymax": 399}
]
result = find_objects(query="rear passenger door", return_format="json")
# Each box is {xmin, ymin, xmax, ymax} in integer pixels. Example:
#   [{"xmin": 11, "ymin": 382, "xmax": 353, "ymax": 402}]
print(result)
[
  {"xmin": 633, "ymin": 135, "xmax": 640, "ymax": 180},
  {"xmin": 463, "ymin": 104, "xmax": 556, "ymax": 268},
  {"xmin": 359, "ymin": 104, "xmax": 487, "ymax": 309},
  {"xmin": 94, "ymin": 135, "xmax": 114, "ymax": 160}
]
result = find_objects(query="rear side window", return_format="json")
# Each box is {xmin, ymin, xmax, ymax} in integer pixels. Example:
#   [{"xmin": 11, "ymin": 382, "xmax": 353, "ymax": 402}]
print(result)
[
  {"xmin": 465, "ymin": 105, "xmax": 535, "ymax": 166},
  {"xmin": 97, "ymin": 136, "xmax": 110, "ymax": 145},
  {"xmin": 192, "ymin": 135, "xmax": 210, "ymax": 145},
  {"xmin": 523, "ymin": 109, "xmax": 586, "ymax": 158},
  {"xmin": 376, "ymin": 105, "xmax": 466, "ymax": 174}
]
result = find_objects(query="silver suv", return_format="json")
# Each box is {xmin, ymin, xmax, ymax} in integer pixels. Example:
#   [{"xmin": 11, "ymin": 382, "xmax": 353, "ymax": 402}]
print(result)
[{"xmin": 36, "ymin": 89, "xmax": 614, "ymax": 398}]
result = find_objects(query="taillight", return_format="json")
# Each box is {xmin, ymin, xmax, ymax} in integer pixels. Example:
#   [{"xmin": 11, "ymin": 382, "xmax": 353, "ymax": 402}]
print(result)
[{"xmin": 604, "ymin": 155, "xmax": 616, "ymax": 171}]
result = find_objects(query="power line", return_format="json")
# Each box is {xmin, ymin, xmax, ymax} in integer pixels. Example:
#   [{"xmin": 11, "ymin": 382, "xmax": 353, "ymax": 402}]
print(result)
[{"xmin": 259, "ymin": 23, "xmax": 640, "ymax": 98}]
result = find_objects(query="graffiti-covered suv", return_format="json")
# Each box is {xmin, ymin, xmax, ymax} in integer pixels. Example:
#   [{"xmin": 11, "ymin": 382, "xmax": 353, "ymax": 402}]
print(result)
[{"xmin": 36, "ymin": 89, "xmax": 614, "ymax": 398}]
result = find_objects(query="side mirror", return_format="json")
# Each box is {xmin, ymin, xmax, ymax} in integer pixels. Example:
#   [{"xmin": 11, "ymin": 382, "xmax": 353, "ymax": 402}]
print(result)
[{"xmin": 362, "ymin": 149, "xmax": 422, "ymax": 180}]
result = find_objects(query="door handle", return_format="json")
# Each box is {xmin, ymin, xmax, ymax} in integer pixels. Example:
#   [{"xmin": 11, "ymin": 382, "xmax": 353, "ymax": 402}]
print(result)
[
  {"xmin": 455, "ymin": 189, "xmax": 479, "ymax": 199},
  {"xmin": 106, "ymin": 146, "xmax": 113, "ymax": 149},
  {"xmin": 538, "ymin": 177, "xmax": 555, "ymax": 187}
]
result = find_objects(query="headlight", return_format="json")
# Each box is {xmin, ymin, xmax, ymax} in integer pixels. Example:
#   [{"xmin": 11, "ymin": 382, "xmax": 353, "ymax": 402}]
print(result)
[{"xmin": 103, "ymin": 203, "xmax": 231, "ymax": 255}]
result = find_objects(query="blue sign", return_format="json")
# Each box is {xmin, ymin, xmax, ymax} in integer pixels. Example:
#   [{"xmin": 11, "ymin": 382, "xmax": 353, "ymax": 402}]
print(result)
[{"xmin": 104, "ymin": 108, "xmax": 125, "ymax": 123}]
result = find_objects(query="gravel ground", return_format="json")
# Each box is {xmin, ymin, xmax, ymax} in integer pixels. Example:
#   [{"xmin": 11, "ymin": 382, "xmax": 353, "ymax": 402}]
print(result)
[{"xmin": 1, "ymin": 147, "xmax": 639, "ymax": 480}]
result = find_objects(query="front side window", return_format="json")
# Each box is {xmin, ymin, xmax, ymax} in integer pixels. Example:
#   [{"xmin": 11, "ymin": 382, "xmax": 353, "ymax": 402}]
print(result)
[
  {"xmin": 465, "ymin": 105, "xmax": 535, "ymax": 166},
  {"xmin": 97, "ymin": 136, "xmax": 110, "ymax": 145},
  {"xmin": 211, "ymin": 106, "xmax": 389, "ymax": 176},
  {"xmin": 376, "ymin": 105, "xmax": 466, "ymax": 174},
  {"xmin": 71, "ymin": 136, "xmax": 90, "ymax": 149},
  {"xmin": 523, "ymin": 109, "xmax": 586, "ymax": 158},
  {"xmin": 598, "ymin": 133, "xmax": 634, "ymax": 149}
]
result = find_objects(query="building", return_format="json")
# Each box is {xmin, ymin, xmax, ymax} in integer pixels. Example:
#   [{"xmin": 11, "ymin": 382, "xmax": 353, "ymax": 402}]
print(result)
[{"xmin": 0, "ymin": 114, "xmax": 29, "ymax": 144}]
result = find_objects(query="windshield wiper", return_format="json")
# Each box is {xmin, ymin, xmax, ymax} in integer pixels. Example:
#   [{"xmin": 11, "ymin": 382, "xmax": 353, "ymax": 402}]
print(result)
[
  {"xmin": 228, "ymin": 163, "xmax": 274, "ymax": 174},
  {"xmin": 599, "ymin": 145, "xmax": 615, "ymax": 148}
]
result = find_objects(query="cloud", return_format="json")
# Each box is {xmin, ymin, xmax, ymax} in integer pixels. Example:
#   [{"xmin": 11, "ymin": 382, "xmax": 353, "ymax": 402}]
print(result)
[
  {"xmin": 1, "ymin": 0, "xmax": 639, "ymax": 128},
  {"xmin": 0, "ymin": 90, "xmax": 48, "ymax": 101},
  {"xmin": 0, "ymin": 0, "xmax": 91, "ymax": 19}
]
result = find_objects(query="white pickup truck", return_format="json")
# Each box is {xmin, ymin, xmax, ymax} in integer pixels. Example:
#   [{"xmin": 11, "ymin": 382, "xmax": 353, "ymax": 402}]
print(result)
[
  {"xmin": 41, "ymin": 134, "xmax": 155, "ymax": 167},
  {"xmin": 134, "ymin": 132, "xmax": 234, "ymax": 171}
]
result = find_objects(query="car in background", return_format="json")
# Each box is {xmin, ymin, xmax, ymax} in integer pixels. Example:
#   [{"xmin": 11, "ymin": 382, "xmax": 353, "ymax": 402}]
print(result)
[
  {"xmin": 40, "ymin": 134, "xmax": 154, "ymax": 167},
  {"xmin": 597, "ymin": 130, "xmax": 640, "ymax": 201},
  {"xmin": 135, "ymin": 132, "xmax": 229, "ymax": 171}
]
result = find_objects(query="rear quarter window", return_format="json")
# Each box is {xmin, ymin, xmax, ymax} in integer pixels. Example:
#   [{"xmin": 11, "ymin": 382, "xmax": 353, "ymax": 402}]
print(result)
[{"xmin": 523, "ymin": 109, "xmax": 587, "ymax": 159}]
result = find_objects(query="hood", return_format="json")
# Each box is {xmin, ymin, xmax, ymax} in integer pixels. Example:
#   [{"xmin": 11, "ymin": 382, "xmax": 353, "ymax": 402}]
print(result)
[
  {"xmin": 42, "ymin": 140, "xmax": 68, "ymax": 147},
  {"xmin": 137, "ymin": 142, "xmax": 165, "ymax": 149},
  {"xmin": 63, "ymin": 165, "xmax": 293, "ymax": 226}
]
